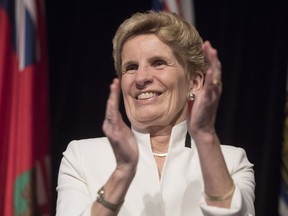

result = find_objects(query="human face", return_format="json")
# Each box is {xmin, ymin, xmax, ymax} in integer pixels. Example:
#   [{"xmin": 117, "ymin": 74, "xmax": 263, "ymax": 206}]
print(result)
[{"xmin": 120, "ymin": 34, "xmax": 191, "ymax": 131}]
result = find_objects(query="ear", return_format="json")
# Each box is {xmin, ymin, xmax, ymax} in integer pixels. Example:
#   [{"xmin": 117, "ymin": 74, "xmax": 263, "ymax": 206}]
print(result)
[{"xmin": 189, "ymin": 71, "xmax": 204, "ymax": 94}]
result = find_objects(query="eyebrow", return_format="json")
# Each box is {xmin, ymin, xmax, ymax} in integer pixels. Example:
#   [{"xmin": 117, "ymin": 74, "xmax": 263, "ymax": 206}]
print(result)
[
  {"xmin": 122, "ymin": 55, "xmax": 170, "ymax": 67},
  {"xmin": 148, "ymin": 55, "xmax": 169, "ymax": 63}
]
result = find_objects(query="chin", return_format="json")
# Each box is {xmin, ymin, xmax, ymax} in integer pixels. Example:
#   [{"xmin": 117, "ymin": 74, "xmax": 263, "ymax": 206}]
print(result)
[{"xmin": 129, "ymin": 117, "xmax": 155, "ymax": 129}]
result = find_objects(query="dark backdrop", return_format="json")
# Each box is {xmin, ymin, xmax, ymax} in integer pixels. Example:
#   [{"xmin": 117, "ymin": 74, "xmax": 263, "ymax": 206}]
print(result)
[{"xmin": 46, "ymin": 1, "xmax": 288, "ymax": 215}]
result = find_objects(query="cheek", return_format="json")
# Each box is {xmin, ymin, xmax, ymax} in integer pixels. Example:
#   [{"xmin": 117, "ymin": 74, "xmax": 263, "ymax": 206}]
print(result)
[
  {"xmin": 165, "ymin": 81, "xmax": 187, "ymax": 109},
  {"xmin": 120, "ymin": 79, "xmax": 134, "ymax": 111},
  {"xmin": 171, "ymin": 79, "xmax": 190, "ymax": 107},
  {"xmin": 120, "ymin": 78, "xmax": 130, "ymax": 96},
  {"xmin": 172, "ymin": 77, "xmax": 189, "ymax": 96}
]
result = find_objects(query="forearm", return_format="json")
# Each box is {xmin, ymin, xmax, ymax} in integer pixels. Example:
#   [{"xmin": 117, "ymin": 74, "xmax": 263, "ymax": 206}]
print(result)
[{"xmin": 193, "ymin": 131, "xmax": 234, "ymax": 208}]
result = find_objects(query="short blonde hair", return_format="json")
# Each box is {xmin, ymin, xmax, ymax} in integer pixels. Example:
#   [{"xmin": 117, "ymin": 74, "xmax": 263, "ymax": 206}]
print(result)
[{"xmin": 112, "ymin": 10, "xmax": 206, "ymax": 78}]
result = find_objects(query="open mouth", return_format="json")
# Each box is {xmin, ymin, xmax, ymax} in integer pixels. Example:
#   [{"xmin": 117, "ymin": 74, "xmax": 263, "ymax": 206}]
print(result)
[{"xmin": 136, "ymin": 92, "xmax": 161, "ymax": 100}]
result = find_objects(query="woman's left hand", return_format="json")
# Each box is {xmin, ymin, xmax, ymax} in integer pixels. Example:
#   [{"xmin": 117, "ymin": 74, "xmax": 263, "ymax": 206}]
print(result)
[
  {"xmin": 188, "ymin": 41, "xmax": 222, "ymax": 137},
  {"xmin": 187, "ymin": 42, "xmax": 235, "ymax": 209}
]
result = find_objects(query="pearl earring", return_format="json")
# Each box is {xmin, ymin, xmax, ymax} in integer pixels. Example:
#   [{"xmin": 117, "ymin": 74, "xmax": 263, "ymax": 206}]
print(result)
[{"xmin": 187, "ymin": 91, "xmax": 196, "ymax": 101}]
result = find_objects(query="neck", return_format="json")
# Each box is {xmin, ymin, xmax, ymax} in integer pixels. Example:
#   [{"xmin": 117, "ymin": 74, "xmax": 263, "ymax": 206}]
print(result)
[
  {"xmin": 151, "ymin": 134, "xmax": 170, "ymax": 178},
  {"xmin": 150, "ymin": 131, "xmax": 171, "ymax": 154}
]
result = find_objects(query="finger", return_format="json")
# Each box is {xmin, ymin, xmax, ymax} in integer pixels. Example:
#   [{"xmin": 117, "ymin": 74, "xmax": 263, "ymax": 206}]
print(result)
[
  {"xmin": 109, "ymin": 78, "xmax": 121, "ymax": 111},
  {"xmin": 202, "ymin": 41, "xmax": 222, "ymax": 88},
  {"xmin": 105, "ymin": 78, "xmax": 121, "ymax": 122}
]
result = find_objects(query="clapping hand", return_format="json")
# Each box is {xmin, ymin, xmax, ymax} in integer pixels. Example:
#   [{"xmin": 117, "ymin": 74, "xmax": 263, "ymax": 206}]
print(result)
[
  {"xmin": 188, "ymin": 41, "xmax": 222, "ymax": 138},
  {"xmin": 102, "ymin": 78, "xmax": 139, "ymax": 173}
]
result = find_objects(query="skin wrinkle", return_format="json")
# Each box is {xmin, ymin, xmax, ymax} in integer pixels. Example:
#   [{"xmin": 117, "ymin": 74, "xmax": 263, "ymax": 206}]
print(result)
[
  {"xmin": 121, "ymin": 34, "xmax": 193, "ymax": 134},
  {"xmin": 88, "ymin": 12, "xmax": 250, "ymax": 215}
]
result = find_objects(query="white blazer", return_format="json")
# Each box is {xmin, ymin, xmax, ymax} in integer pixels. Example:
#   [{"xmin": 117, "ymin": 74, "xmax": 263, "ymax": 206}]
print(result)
[{"xmin": 56, "ymin": 121, "xmax": 255, "ymax": 216}]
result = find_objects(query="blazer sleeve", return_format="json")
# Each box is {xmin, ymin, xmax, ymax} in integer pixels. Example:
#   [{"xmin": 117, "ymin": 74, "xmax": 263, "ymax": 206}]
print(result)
[
  {"xmin": 56, "ymin": 140, "xmax": 93, "ymax": 216},
  {"xmin": 199, "ymin": 146, "xmax": 255, "ymax": 216}
]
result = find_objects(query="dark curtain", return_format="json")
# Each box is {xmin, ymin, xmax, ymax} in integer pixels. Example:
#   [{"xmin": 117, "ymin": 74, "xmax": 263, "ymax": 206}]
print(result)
[
  {"xmin": 195, "ymin": 1, "xmax": 288, "ymax": 216},
  {"xmin": 46, "ymin": 1, "xmax": 288, "ymax": 215}
]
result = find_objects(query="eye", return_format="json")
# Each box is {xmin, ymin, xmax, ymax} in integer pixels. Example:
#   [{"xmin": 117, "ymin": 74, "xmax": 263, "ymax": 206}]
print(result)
[
  {"xmin": 153, "ymin": 60, "xmax": 166, "ymax": 69},
  {"xmin": 122, "ymin": 64, "xmax": 138, "ymax": 74}
]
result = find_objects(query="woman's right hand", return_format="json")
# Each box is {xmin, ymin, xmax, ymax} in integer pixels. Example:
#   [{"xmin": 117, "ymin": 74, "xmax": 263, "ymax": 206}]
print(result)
[
  {"xmin": 92, "ymin": 79, "xmax": 138, "ymax": 215},
  {"xmin": 102, "ymin": 78, "xmax": 139, "ymax": 174}
]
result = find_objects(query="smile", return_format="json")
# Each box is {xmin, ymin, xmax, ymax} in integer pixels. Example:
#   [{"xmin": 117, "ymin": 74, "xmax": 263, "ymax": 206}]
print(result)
[{"xmin": 136, "ymin": 92, "xmax": 161, "ymax": 100}]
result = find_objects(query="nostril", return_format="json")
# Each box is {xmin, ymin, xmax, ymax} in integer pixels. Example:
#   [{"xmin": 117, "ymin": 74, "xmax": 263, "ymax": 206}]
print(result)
[
  {"xmin": 135, "ymin": 82, "xmax": 145, "ymax": 90},
  {"xmin": 135, "ymin": 80, "xmax": 152, "ymax": 90}
]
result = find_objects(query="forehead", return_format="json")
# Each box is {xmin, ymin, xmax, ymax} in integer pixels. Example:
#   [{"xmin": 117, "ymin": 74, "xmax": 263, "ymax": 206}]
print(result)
[{"xmin": 121, "ymin": 34, "xmax": 174, "ymax": 60}]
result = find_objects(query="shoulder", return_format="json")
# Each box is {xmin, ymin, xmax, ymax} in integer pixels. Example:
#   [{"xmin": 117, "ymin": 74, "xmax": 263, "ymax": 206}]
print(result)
[
  {"xmin": 64, "ymin": 137, "xmax": 111, "ymax": 153},
  {"xmin": 61, "ymin": 137, "xmax": 116, "ymax": 177},
  {"xmin": 58, "ymin": 137, "xmax": 116, "ymax": 194},
  {"xmin": 220, "ymin": 144, "xmax": 247, "ymax": 157},
  {"xmin": 62, "ymin": 137, "xmax": 115, "ymax": 164},
  {"xmin": 220, "ymin": 145, "xmax": 254, "ymax": 173},
  {"xmin": 220, "ymin": 145, "xmax": 250, "ymax": 162}
]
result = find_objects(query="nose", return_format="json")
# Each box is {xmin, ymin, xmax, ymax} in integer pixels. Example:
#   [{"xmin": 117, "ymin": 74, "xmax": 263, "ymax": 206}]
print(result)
[{"xmin": 135, "ymin": 64, "xmax": 153, "ymax": 89}]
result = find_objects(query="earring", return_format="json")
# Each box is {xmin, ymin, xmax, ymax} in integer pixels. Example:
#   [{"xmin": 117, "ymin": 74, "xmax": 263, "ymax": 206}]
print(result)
[{"xmin": 187, "ymin": 91, "xmax": 196, "ymax": 101}]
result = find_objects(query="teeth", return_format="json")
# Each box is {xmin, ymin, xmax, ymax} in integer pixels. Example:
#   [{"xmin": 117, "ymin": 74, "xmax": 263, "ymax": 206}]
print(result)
[{"xmin": 137, "ymin": 92, "xmax": 158, "ymax": 100}]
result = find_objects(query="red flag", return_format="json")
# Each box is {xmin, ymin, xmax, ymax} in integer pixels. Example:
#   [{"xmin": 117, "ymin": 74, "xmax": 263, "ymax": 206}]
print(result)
[{"xmin": 0, "ymin": 0, "xmax": 51, "ymax": 215}]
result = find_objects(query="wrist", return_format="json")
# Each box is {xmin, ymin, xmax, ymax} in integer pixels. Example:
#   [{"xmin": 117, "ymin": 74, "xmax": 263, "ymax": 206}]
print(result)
[
  {"xmin": 94, "ymin": 167, "xmax": 136, "ymax": 213},
  {"xmin": 96, "ymin": 186, "xmax": 124, "ymax": 212},
  {"xmin": 191, "ymin": 129, "xmax": 218, "ymax": 145},
  {"xmin": 205, "ymin": 183, "xmax": 235, "ymax": 202}
]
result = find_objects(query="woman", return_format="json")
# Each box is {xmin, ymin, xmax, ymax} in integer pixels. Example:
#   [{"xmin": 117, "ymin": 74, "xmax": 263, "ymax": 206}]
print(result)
[{"xmin": 56, "ymin": 11, "xmax": 255, "ymax": 216}]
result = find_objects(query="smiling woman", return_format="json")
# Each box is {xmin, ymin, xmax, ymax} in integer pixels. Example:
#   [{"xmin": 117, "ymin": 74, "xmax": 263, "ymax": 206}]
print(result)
[
  {"xmin": 120, "ymin": 34, "xmax": 192, "ymax": 130},
  {"xmin": 56, "ymin": 11, "xmax": 255, "ymax": 216}
]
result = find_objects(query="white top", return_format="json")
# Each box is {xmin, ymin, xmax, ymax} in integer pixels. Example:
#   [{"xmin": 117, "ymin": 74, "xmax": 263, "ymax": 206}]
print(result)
[{"xmin": 56, "ymin": 121, "xmax": 255, "ymax": 216}]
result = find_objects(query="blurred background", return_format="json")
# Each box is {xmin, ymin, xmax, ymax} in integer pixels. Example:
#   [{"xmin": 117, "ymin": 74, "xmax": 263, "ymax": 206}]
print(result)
[
  {"xmin": 47, "ymin": 0, "xmax": 288, "ymax": 215},
  {"xmin": 1, "ymin": 0, "xmax": 287, "ymax": 215},
  {"xmin": 46, "ymin": 1, "xmax": 288, "ymax": 215}
]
